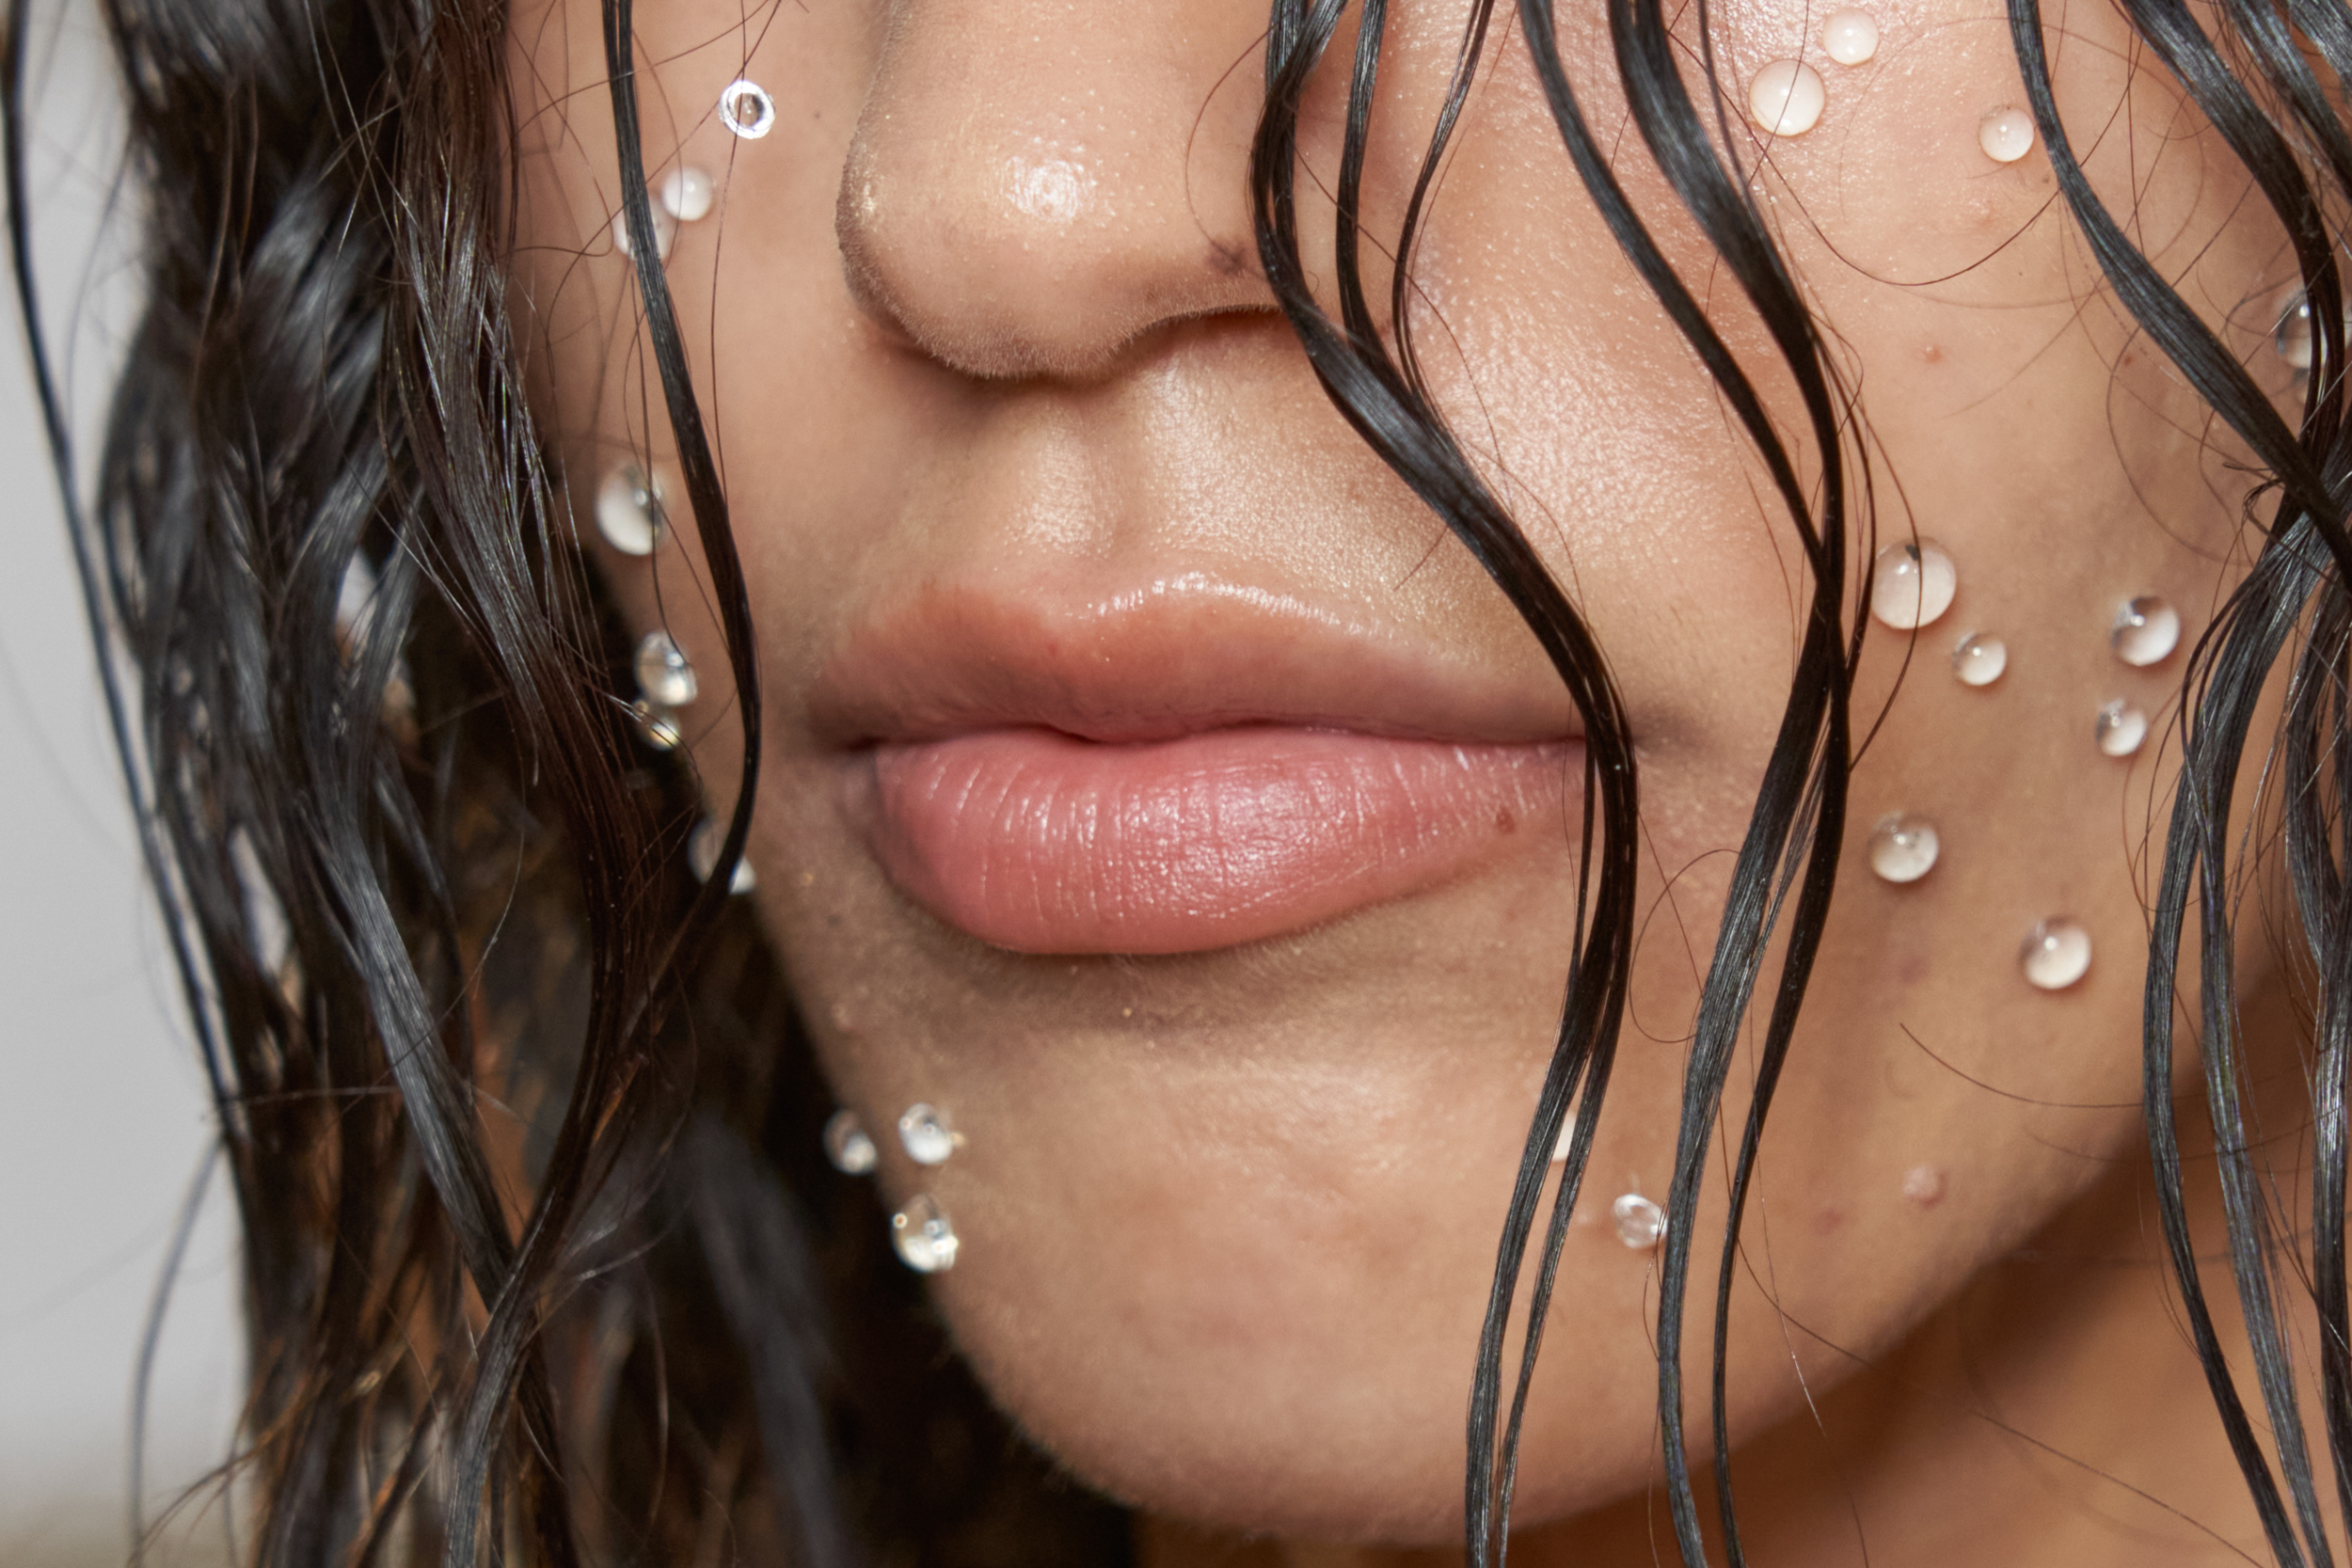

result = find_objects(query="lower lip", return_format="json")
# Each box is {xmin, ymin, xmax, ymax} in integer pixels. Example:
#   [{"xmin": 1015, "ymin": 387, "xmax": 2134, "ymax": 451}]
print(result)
[{"xmin": 849, "ymin": 727, "xmax": 1579, "ymax": 956}]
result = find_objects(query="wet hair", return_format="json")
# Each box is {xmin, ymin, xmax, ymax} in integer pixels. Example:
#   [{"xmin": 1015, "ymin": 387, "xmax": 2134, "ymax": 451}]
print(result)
[{"xmin": 6, "ymin": 0, "xmax": 2350, "ymax": 1561}]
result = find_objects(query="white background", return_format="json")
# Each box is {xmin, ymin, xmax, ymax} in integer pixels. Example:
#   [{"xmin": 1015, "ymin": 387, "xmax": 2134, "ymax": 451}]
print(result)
[{"xmin": 0, "ymin": 8, "xmax": 243, "ymax": 1565}]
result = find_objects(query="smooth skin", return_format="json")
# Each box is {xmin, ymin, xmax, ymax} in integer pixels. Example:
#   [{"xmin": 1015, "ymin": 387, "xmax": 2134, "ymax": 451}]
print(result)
[{"xmin": 511, "ymin": 0, "xmax": 2311, "ymax": 1560}]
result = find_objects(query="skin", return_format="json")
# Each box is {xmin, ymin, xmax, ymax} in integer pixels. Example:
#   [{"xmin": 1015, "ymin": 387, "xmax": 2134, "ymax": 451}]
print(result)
[{"xmin": 509, "ymin": 0, "xmax": 2320, "ymax": 1560}]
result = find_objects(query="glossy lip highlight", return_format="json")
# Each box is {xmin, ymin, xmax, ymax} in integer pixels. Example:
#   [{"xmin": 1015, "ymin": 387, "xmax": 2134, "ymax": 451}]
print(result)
[{"xmin": 817, "ymin": 578, "xmax": 1584, "ymax": 955}]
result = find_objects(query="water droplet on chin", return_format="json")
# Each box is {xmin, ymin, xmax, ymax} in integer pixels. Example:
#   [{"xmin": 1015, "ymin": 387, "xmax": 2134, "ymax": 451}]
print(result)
[
  {"xmin": 1870, "ymin": 541, "xmax": 1957, "ymax": 629},
  {"xmin": 1612, "ymin": 1193, "xmax": 1666, "ymax": 1249},
  {"xmin": 2021, "ymin": 918, "xmax": 2091, "ymax": 990},
  {"xmin": 634, "ymin": 629, "xmax": 699, "ymax": 707},
  {"xmin": 824, "ymin": 1109, "xmax": 879, "ymax": 1175},
  {"xmin": 1867, "ymin": 814, "xmax": 1939, "ymax": 884},
  {"xmin": 898, "ymin": 1103, "xmax": 958, "ymax": 1165},
  {"xmin": 1950, "ymin": 631, "xmax": 2007, "ymax": 686},
  {"xmin": 2095, "ymin": 701, "xmax": 2148, "ymax": 757},
  {"xmin": 892, "ymin": 1194, "xmax": 960, "ymax": 1272},
  {"xmin": 2109, "ymin": 595, "xmax": 2180, "ymax": 667}
]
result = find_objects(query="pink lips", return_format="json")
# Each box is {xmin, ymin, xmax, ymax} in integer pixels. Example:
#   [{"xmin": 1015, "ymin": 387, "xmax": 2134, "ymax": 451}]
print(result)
[{"xmin": 816, "ymin": 584, "xmax": 1582, "ymax": 956}]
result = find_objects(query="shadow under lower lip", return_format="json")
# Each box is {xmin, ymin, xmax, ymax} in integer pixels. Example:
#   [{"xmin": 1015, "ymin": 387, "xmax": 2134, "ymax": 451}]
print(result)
[{"xmin": 850, "ymin": 727, "xmax": 1581, "ymax": 956}]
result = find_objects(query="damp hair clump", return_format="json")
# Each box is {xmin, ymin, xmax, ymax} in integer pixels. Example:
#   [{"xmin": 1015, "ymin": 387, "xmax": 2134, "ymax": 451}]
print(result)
[{"xmin": 8, "ymin": 0, "xmax": 2352, "ymax": 1563}]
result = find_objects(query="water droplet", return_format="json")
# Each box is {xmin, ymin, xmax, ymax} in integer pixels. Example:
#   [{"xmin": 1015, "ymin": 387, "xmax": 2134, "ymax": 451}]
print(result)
[
  {"xmin": 2020, "ymin": 918, "xmax": 2091, "ymax": 990},
  {"xmin": 1950, "ymin": 631, "xmax": 2007, "ymax": 686},
  {"xmin": 2110, "ymin": 595, "xmax": 2180, "ymax": 667},
  {"xmin": 2095, "ymin": 700, "xmax": 2148, "ymax": 757},
  {"xmin": 1867, "ymin": 813, "xmax": 1939, "ymax": 883},
  {"xmin": 1869, "ymin": 541, "xmax": 1957, "ymax": 629},
  {"xmin": 634, "ymin": 629, "xmax": 699, "ymax": 707},
  {"xmin": 1901, "ymin": 1164, "xmax": 1947, "ymax": 1207},
  {"xmin": 1748, "ymin": 59, "xmax": 1826, "ymax": 135},
  {"xmin": 1979, "ymin": 106, "xmax": 2036, "ymax": 163},
  {"xmin": 824, "ymin": 1110, "xmax": 878, "ymax": 1175},
  {"xmin": 630, "ymin": 699, "xmax": 681, "ymax": 751},
  {"xmin": 898, "ymin": 1102, "xmax": 958, "ymax": 1165},
  {"xmin": 2276, "ymin": 291, "xmax": 2316, "ymax": 370},
  {"xmin": 1612, "ymin": 1193, "xmax": 1666, "ymax": 1249},
  {"xmin": 595, "ymin": 464, "xmax": 667, "ymax": 556},
  {"xmin": 719, "ymin": 78, "xmax": 776, "ymax": 139},
  {"xmin": 660, "ymin": 166, "xmax": 715, "ymax": 223},
  {"xmin": 891, "ymin": 1194, "xmax": 960, "ymax": 1273},
  {"xmin": 689, "ymin": 818, "xmax": 755, "ymax": 893},
  {"xmin": 1821, "ymin": 9, "xmax": 1879, "ymax": 63},
  {"xmin": 612, "ymin": 205, "xmax": 676, "ymax": 262}
]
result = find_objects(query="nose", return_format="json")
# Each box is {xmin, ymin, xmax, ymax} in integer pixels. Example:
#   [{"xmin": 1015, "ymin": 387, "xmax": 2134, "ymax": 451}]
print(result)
[{"xmin": 837, "ymin": 0, "xmax": 1276, "ymax": 382}]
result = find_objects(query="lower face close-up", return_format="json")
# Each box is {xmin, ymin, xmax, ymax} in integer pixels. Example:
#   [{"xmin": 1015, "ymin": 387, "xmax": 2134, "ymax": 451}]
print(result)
[
  {"xmin": 508, "ymin": 0, "xmax": 2305, "ymax": 1557},
  {"xmin": 45, "ymin": 0, "xmax": 2352, "ymax": 1559}
]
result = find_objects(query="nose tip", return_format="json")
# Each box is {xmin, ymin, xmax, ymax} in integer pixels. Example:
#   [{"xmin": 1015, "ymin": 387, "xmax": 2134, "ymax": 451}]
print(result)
[{"xmin": 835, "ymin": 9, "xmax": 1270, "ymax": 381}]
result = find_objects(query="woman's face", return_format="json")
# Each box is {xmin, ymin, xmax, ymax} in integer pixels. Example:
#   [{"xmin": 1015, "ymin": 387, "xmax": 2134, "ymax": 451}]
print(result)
[{"xmin": 512, "ymin": 0, "xmax": 2285, "ymax": 1544}]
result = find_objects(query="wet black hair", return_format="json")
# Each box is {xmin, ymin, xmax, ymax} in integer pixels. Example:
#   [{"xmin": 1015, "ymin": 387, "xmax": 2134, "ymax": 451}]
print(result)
[{"xmin": 6, "ymin": 0, "xmax": 2350, "ymax": 1561}]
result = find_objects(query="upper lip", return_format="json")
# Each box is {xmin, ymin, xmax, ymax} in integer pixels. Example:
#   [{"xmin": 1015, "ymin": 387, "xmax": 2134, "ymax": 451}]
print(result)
[{"xmin": 805, "ymin": 573, "xmax": 1583, "ymax": 747}]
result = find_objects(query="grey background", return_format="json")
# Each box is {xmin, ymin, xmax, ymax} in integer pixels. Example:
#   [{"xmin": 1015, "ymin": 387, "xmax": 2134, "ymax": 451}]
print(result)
[{"xmin": 0, "ymin": 8, "xmax": 243, "ymax": 1565}]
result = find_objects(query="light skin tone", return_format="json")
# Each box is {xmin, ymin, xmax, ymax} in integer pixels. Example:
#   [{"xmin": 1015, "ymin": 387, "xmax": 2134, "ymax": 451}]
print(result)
[{"xmin": 509, "ymin": 0, "xmax": 2321, "ymax": 1560}]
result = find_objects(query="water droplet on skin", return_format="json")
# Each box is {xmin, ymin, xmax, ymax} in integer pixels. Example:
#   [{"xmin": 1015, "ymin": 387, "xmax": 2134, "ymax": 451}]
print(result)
[
  {"xmin": 824, "ymin": 1110, "xmax": 879, "ymax": 1175},
  {"xmin": 1748, "ymin": 59, "xmax": 1826, "ymax": 135},
  {"xmin": 1822, "ymin": 9, "xmax": 1879, "ymax": 63},
  {"xmin": 719, "ymin": 79, "xmax": 776, "ymax": 139},
  {"xmin": 634, "ymin": 629, "xmax": 699, "ymax": 707},
  {"xmin": 1902, "ymin": 1164, "xmax": 1947, "ymax": 1207},
  {"xmin": 892, "ymin": 1195, "xmax": 960, "ymax": 1272},
  {"xmin": 1869, "ymin": 541, "xmax": 1957, "ymax": 629},
  {"xmin": 2110, "ymin": 595, "xmax": 2180, "ymax": 667},
  {"xmin": 898, "ymin": 1103, "xmax": 959, "ymax": 1165},
  {"xmin": 630, "ymin": 699, "xmax": 681, "ymax": 751},
  {"xmin": 2021, "ymin": 918, "xmax": 2091, "ymax": 990},
  {"xmin": 595, "ymin": 464, "xmax": 667, "ymax": 556},
  {"xmin": 612, "ymin": 205, "xmax": 676, "ymax": 262},
  {"xmin": 1950, "ymin": 631, "xmax": 2008, "ymax": 686},
  {"xmin": 2095, "ymin": 700, "xmax": 2148, "ymax": 757},
  {"xmin": 1867, "ymin": 814, "xmax": 1939, "ymax": 883},
  {"xmin": 1612, "ymin": 1193, "xmax": 1667, "ymax": 1249},
  {"xmin": 2273, "ymin": 289, "xmax": 2341, "ymax": 372},
  {"xmin": 689, "ymin": 818, "xmax": 755, "ymax": 893},
  {"xmin": 1979, "ymin": 107, "xmax": 2036, "ymax": 163},
  {"xmin": 660, "ymin": 166, "xmax": 715, "ymax": 223}
]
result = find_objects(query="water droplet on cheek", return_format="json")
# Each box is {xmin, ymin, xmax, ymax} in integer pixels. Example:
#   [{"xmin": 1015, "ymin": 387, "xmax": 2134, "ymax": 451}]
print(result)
[
  {"xmin": 1612, "ymin": 1193, "xmax": 1667, "ymax": 1249},
  {"xmin": 893, "ymin": 1195, "xmax": 960, "ymax": 1272},
  {"xmin": 1748, "ymin": 59, "xmax": 1826, "ymax": 135},
  {"xmin": 1979, "ymin": 107, "xmax": 2037, "ymax": 163},
  {"xmin": 2021, "ymin": 919, "xmax": 2091, "ymax": 990},
  {"xmin": 2110, "ymin": 596, "xmax": 2180, "ymax": 666},
  {"xmin": 1870, "ymin": 542, "xmax": 1957, "ymax": 629},
  {"xmin": 1867, "ymin": 814, "xmax": 1939, "ymax": 883},
  {"xmin": 1821, "ymin": 9, "xmax": 1879, "ymax": 64},
  {"xmin": 1951, "ymin": 631, "xmax": 2007, "ymax": 686}
]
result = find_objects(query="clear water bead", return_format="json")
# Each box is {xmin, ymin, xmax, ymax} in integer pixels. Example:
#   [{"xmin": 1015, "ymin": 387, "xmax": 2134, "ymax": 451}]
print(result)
[
  {"xmin": 2095, "ymin": 700, "xmax": 2148, "ymax": 757},
  {"xmin": 595, "ymin": 464, "xmax": 667, "ymax": 556},
  {"xmin": 1612, "ymin": 1193, "xmax": 1666, "ymax": 1249},
  {"xmin": 1821, "ymin": 9, "xmax": 1879, "ymax": 63},
  {"xmin": 1870, "ymin": 541, "xmax": 1957, "ymax": 629},
  {"xmin": 720, "ymin": 79, "xmax": 777, "ymax": 139},
  {"xmin": 2271, "ymin": 288, "xmax": 2350, "ymax": 371},
  {"xmin": 1748, "ymin": 59, "xmax": 1826, "ymax": 136},
  {"xmin": 634, "ymin": 629, "xmax": 699, "ymax": 707},
  {"xmin": 630, "ymin": 699, "xmax": 681, "ymax": 751},
  {"xmin": 2110, "ymin": 595, "xmax": 2180, "ymax": 667},
  {"xmin": 891, "ymin": 1195, "xmax": 960, "ymax": 1273},
  {"xmin": 823, "ymin": 1109, "xmax": 879, "ymax": 1175},
  {"xmin": 688, "ymin": 818, "xmax": 755, "ymax": 893},
  {"xmin": 1950, "ymin": 631, "xmax": 2007, "ymax": 686},
  {"xmin": 2020, "ymin": 918, "xmax": 2091, "ymax": 990},
  {"xmin": 660, "ymin": 166, "xmax": 715, "ymax": 223},
  {"xmin": 612, "ymin": 205, "xmax": 676, "ymax": 262},
  {"xmin": 1867, "ymin": 814, "xmax": 1939, "ymax": 884},
  {"xmin": 898, "ymin": 1103, "xmax": 959, "ymax": 1165},
  {"xmin": 1979, "ymin": 107, "xmax": 2036, "ymax": 164}
]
